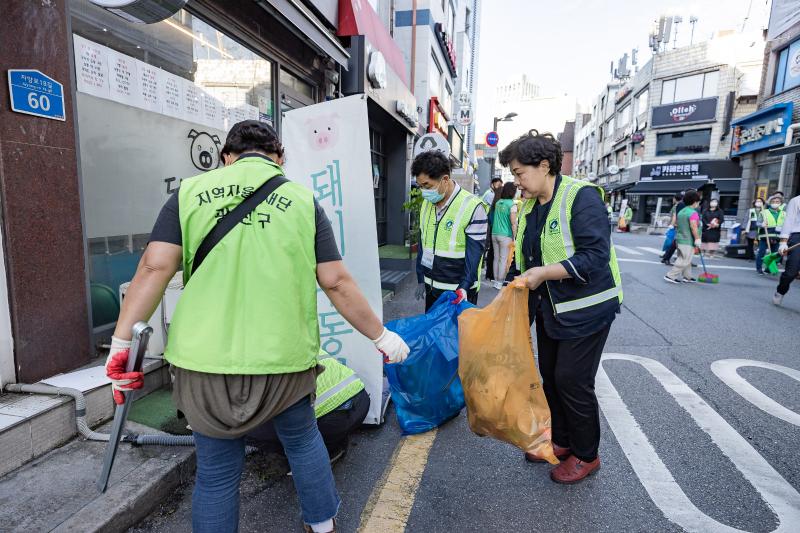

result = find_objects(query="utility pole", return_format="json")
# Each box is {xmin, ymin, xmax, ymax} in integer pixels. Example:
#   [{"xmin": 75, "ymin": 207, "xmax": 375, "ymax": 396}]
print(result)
[{"xmin": 489, "ymin": 112, "xmax": 517, "ymax": 181}]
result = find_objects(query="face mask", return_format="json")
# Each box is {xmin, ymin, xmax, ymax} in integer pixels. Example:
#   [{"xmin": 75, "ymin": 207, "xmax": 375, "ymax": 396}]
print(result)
[
  {"xmin": 710, "ymin": 201, "xmax": 718, "ymax": 208},
  {"xmin": 770, "ymin": 203, "xmax": 781, "ymax": 209},
  {"xmin": 422, "ymin": 182, "xmax": 445, "ymax": 203}
]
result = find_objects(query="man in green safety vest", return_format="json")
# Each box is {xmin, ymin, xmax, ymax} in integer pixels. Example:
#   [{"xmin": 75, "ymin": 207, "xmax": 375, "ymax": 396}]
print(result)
[
  {"xmin": 413, "ymin": 150, "xmax": 488, "ymax": 311},
  {"xmin": 248, "ymin": 350, "xmax": 369, "ymax": 463},
  {"xmin": 105, "ymin": 120, "xmax": 409, "ymax": 533}
]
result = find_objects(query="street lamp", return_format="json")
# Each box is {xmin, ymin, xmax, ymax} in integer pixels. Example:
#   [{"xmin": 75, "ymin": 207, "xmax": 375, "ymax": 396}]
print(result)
[{"xmin": 490, "ymin": 112, "xmax": 517, "ymax": 181}]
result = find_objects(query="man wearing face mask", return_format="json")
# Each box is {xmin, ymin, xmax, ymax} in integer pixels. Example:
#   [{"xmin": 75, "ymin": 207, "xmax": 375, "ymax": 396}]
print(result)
[
  {"xmin": 757, "ymin": 194, "xmax": 786, "ymax": 275},
  {"xmin": 412, "ymin": 150, "xmax": 488, "ymax": 311}
]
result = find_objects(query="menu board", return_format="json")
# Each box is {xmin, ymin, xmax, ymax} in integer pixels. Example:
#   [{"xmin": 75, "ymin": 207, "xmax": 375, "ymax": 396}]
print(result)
[{"xmin": 72, "ymin": 34, "xmax": 252, "ymax": 131}]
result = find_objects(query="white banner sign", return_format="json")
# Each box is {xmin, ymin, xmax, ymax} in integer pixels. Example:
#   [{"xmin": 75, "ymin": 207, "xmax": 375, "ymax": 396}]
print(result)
[{"xmin": 283, "ymin": 95, "xmax": 385, "ymax": 425}]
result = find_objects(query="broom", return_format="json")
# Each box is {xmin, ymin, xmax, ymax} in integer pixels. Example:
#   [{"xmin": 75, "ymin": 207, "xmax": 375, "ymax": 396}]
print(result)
[
  {"xmin": 762, "ymin": 242, "xmax": 800, "ymax": 275},
  {"xmin": 698, "ymin": 249, "xmax": 719, "ymax": 283}
]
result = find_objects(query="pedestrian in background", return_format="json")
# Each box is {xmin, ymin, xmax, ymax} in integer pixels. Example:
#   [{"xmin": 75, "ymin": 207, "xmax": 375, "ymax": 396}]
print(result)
[
  {"xmin": 483, "ymin": 178, "xmax": 502, "ymax": 282},
  {"xmin": 745, "ymin": 198, "xmax": 764, "ymax": 258},
  {"xmin": 665, "ymin": 190, "xmax": 702, "ymax": 284},
  {"xmin": 482, "ymin": 177, "xmax": 503, "ymax": 205},
  {"xmin": 756, "ymin": 194, "xmax": 786, "ymax": 275},
  {"xmin": 104, "ymin": 121, "xmax": 409, "ymax": 533},
  {"xmin": 661, "ymin": 192, "xmax": 685, "ymax": 265},
  {"xmin": 701, "ymin": 198, "xmax": 724, "ymax": 257},
  {"xmin": 414, "ymin": 150, "xmax": 488, "ymax": 310},
  {"xmin": 500, "ymin": 130, "xmax": 622, "ymax": 484},
  {"xmin": 618, "ymin": 203, "xmax": 633, "ymax": 232},
  {"xmin": 773, "ymin": 193, "xmax": 800, "ymax": 306},
  {"xmin": 491, "ymin": 182, "xmax": 519, "ymax": 289}
]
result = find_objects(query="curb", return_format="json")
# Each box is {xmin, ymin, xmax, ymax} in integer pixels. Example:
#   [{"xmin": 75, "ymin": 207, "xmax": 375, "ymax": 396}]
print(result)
[{"xmin": 54, "ymin": 448, "xmax": 196, "ymax": 533}]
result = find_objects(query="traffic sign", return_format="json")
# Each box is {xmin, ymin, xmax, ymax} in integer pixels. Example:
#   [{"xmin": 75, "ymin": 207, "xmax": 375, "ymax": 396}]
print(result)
[
  {"xmin": 413, "ymin": 132, "xmax": 450, "ymax": 158},
  {"xmin": 483, "ymin": 146, "xmax": 498, "ymax": 159},
  {"xmin": 486, "ymin": 131, "xmax": 499, "ymax": 147},
  {"xmin": 457, "ymin": 106, "xmax": 473, "ymax": 127},
  {"xmin": 7, "ymin": 69, "xmax": 65, "ymax": 121}
]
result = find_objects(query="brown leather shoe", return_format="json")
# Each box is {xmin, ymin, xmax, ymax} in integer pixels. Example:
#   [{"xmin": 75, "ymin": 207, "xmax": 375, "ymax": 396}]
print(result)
[
  {"xmin": 524, "ymin": 443, "xmax": 571, "ymax": 463},
  {"xmin": 550, "ymin": 455, "xmax": 601, "ymax": 484}
]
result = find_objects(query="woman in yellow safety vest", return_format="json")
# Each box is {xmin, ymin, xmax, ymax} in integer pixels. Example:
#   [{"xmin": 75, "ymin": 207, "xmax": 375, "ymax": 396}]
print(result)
[{"xmin": 500, "ymin": 130, "xmax": 622, "ymax": 485}]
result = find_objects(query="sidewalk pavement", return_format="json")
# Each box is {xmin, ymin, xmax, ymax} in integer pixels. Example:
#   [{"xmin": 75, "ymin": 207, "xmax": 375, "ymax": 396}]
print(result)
[{"xmin": 0, "ymin": 420, "xmax": 195, "ymax": 533}]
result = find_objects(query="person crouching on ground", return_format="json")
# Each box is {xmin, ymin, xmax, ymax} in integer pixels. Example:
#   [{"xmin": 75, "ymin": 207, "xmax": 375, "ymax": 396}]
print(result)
[{"xmin": 665, "ymin": 189, "xmax": 702, "ymax": 284}]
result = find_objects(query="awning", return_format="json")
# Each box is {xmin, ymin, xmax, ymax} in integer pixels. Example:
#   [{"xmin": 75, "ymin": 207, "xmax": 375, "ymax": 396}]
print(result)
[
  {"xmin": 769, "ymin": 143, "xmax": 800, "ymax": 157},
  {"xmin": 256, "ymin": 0, "xmax": 349, "ymax": 67},
  {"xmin": 711, "ymin": 178, "xmax": 742, "ymax": 195},
  {"xmin": 610, "ymin": 182, "xmax": 635, "ymax": 192},
  {"xmin": 627, "ymin": 179, "xmax": 708, "ymax": 195}
]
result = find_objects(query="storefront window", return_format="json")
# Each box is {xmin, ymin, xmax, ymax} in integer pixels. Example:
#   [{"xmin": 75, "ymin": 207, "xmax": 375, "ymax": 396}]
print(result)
[
  {"xmin": 756, "ymin": 162, "xmax": 781, "ymax": 198},
  {"xmin": 661, "ymin": 71, "xmax": 718, "ymax": 104},
  {"xmin": 280, "ymin": 68, "xmax": 314, "ymax": 100},
  {"xmin": 774, "ymin": 38, "xmax": 800, "ymax": 94},
  {"xmin": 656, "ymin": 129, "xmax": 711, "ymax": 156},
  {"xmin": 71, "ymin": 0, "xmax": 276, "ymax": 316}
]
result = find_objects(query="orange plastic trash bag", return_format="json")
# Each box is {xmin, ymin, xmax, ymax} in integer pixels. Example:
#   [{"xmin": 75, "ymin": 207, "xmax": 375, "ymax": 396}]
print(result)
[{"xmin": 457, "ymin": 286, "xmax": 558, "ymax": 464}]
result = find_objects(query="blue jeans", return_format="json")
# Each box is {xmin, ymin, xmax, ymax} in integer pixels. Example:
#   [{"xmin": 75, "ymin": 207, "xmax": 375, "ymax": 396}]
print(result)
[
  {"xmin": 756, "ymin": 237, "xmax": 779, "ymax": 273},
  {"xmin": 192, "ymin": 396, "xmax": 340, "ymax": 532}
]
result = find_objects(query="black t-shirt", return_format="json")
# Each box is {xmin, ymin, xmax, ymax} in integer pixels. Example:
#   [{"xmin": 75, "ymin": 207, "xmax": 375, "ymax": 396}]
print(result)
[{"xmin": 149, "ymin": 190, "xmax": 342, "ymax": 264}]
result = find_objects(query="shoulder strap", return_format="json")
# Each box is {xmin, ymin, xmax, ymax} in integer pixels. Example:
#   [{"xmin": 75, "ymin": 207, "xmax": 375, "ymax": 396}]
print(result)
[{"xmin": 191, "ymin": 175, "xmax": 290, "ymax": 275}]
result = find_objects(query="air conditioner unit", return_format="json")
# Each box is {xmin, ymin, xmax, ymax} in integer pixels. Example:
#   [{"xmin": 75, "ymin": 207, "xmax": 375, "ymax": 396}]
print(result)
[
  {"xmin": 119, "ymin": 273, "xmax": 183, "ymax": 356},
  {"xmin": 89, "ymin": 0, "xmax": 187, "ymax": 24}
]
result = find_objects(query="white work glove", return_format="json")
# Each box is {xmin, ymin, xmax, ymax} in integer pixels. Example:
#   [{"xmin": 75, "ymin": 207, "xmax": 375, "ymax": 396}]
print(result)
[
  {"xmin": 778, "ymin": 242, "xmax": 789, "ymax": 256},
  {"xmin": 373, "ymin": 328, "xmax": 409, "ymax": 364},
  {"xmin": 414, "ymin": 283, "xmax": 426, "ymax": 301},
  {"xmin": 104, "ymin": 337, "xmax": 143, "ymax": 405},
  {"xmin": 694, "ymin": 238, "xmax": 702, "ymax": 248}
]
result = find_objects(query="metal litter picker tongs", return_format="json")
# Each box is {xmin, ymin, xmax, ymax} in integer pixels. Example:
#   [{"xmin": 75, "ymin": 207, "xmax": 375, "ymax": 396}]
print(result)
[{"xmin": 96, "ymin": 321, "xmax": 153, "ymax": 493}]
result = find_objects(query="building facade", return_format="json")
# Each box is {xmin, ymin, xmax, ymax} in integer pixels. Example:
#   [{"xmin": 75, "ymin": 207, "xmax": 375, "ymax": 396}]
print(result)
[
  {"xmin": 732, "ymin": 1, "xmax": 800, "ymax": 219},
  {"xmin": 0, "ymin": 0, "xmax": 419, "ymax": 385},
  {"xmin": 575, "ymin": 31, "xmax": 764, "ymax": 223}
]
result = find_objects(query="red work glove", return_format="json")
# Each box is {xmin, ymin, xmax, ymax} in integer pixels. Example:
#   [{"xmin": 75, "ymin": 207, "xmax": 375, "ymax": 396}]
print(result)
[
  {"xmin": 452, "ymin": 288, "xmax": 467, "ymax": 305},
  {"xmin": 105, "ymin": 337, "xmax": 143, "ymax": 405}
]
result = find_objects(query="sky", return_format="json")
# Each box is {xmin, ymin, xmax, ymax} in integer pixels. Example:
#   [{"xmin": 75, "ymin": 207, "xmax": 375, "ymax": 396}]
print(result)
[{"xmin": 473, "ymin": 0, "xmax": 772, "ymax": 140}]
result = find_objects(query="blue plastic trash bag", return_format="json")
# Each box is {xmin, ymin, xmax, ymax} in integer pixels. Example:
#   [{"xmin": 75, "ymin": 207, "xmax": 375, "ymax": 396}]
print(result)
[
  {"xmin": 384, "ymin": 292, "xmax": 474, "ymax": 435},
  {"xmin": 662, "ymin": 226, "xmax": 676, "ymax": 251}
]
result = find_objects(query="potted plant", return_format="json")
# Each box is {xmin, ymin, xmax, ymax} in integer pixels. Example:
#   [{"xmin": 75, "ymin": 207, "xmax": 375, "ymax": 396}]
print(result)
[{"xmin": 402, "ymin": 188, "xmax": 423, "ymax": 253}]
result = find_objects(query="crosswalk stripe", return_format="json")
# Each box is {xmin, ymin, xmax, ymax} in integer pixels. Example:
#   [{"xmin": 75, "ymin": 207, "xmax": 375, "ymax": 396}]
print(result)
[
  {"xmin": 614, "ymin": 245, "xmax": 643, "ymax": 256},
  {"xmin": 637, "ymin": 246, "xmax": 664, "ymax": 255},
  {"xmin": 617, "ymin": 258, "xmax": 753, "ymax": 271}
]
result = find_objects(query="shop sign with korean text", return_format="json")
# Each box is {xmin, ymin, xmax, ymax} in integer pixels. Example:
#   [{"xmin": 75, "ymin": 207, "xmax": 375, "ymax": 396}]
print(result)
[
  {"xmin": 651, "ymin": 97, "xmax": 718, "ymax": 128},
  {"xmin": 730, "ymin": 102, "xmax": 794, "ymax": 156},
  {"xmin": 283, "ymin": 95, "xmax": 384, "ymax": 424}
]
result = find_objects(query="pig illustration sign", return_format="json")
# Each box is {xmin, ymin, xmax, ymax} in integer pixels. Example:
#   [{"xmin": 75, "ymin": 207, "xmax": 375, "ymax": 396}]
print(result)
[
  {"xmin": 283, "ymin": 95, "xmax": 384, "ymax": 424},
  {"xmin": 188, "ymin": 129, "xmax": 222, "ymax": 171}
]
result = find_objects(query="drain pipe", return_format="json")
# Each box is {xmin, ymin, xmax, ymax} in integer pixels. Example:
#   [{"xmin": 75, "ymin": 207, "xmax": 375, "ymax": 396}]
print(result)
[
  {"xmin": 5, "ymin": 383, "xmax": 194, "ymax": 446},
  {"xmin": 777, "ymin": 122, "xmax": 800, "ymax": 195}
]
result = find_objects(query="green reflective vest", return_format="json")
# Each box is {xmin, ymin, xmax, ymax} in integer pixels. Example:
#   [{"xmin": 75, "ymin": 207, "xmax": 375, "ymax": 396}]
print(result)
[
  {"xmin": 761, "ymin": 208, "xmax": 786, "ymax": 238},
  {"xmin": 315, "ymin": 351, "xmax": 365, "ymax": 418},
  {"xmin": 515, "ymin": 175, "xmax": 623, "ymax": 318},
  {"xmin": 165, "ymin": 155, "xmax": 319, "ymax": 374},
  {"xmin": 420, "ymin": 187, "xmax": 486, "ymax": 291}
]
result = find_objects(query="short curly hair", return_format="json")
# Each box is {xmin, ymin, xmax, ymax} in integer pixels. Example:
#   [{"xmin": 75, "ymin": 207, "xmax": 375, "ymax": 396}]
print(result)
[
  {"xmin": 411, "ymin": 150, "xmax": 452, "ymax": 180},
  {"xmin": 225, "ymin": 120, "xmax": 284, "ymax": 157},
  {"xmin": 498, "ymin": 129, "xmax": 562, "ymax": 176}
]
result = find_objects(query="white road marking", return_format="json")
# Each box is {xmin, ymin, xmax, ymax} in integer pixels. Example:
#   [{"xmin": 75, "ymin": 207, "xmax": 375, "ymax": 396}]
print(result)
[
  {"xmin": 711, "ymin": 359, "xmax": 800, "ymax": 427},
  {"xmin": 638, "ymin": 246, "xmax": 666, "ymax": 255},
  {"xmin": 597, "ymin": 353, "xmax": 800, "ymax": 533},
  {"xmin": 615, "ymin": 245, "xmax": 643, "ymax": 256},
  {"xmin": 617, "ymin": 258, "xmax": 754, "ymax": 271}
]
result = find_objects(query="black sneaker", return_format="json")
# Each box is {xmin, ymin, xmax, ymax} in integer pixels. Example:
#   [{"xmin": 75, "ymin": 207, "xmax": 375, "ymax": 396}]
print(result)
[
  {"xmin": 663, "ymin": 275, "xmax": 680, "ymax": 284},
  {"xmin": 682, "ymin": 277, "xmax": 697, "ymax": 283}
]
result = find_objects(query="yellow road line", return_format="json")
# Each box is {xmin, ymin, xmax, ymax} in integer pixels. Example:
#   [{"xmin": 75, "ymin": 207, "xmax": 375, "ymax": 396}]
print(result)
[{"xmin": 358, "ymin": 429, "xmax": 437, "ymax": 533}]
